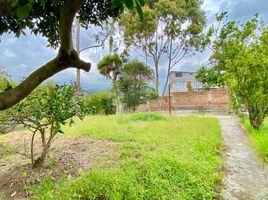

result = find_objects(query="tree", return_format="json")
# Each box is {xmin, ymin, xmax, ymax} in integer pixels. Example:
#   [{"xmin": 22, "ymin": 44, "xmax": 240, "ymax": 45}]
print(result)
[
  {"xmin": 118, "ymin": 61, "xmax": 155, "ymax": 111},
  {"xmin": 97, "ymin": 54, "xmax": 123, "ymax": 113},
  {"xmin": 0, "ymin": 68, "xmax": 14, "ymax": 133},
  {"xmin": 196, "ymin": 14, "xmax": 268, "ymax": 129},
  {"xmin": 8, "ymin": 83, "xmax": 84, "ymax": 168},
  {"xmin": 120, "ymin": 0, "xmax": 206, "ymax": 101},
  {"xmin": 195, "ymin": 66, "xmax": 225, "ymax": 89},
  {"xmin": 122, "ymin": 60, "xmax": 153, "ymax": 80},
  {"xmin": 0, "ymin": 0, "xmax": 144, "ymax": 110},
  {"xmin": 82, "ymin": 91, "xmax": 115, "ymax": 115}
]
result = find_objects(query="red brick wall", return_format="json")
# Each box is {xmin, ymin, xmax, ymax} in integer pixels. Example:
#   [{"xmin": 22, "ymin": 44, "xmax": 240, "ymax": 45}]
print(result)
[{"xmin": 138, "ymin": 90, "xmax": 230, "ymax": 112}]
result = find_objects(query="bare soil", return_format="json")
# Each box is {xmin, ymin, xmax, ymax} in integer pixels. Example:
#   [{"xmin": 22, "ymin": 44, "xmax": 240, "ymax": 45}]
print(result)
[{"xmin": 0, "ymin": 132, "xmax": 120, "ymax": 200}]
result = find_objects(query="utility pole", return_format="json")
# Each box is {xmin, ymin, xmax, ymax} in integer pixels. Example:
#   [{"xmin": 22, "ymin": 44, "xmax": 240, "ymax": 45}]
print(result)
[
  {"xmin": 168, "ymin": 83, "xmax": 172, "ymax": 116},
  {"xmin": 75, "ymin": 17, "xmax": 81, "ymax": 94}
]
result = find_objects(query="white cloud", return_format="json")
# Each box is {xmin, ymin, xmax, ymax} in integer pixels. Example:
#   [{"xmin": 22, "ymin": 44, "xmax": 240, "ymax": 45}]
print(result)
[{"xmin": 4, "ymin": 49, "xmax": 16, "ymax": 58}]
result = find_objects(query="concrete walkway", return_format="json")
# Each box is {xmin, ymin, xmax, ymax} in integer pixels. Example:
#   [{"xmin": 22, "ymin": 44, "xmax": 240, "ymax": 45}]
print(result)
[{"xmin": 218, "ymin": 115, "xmax": 268, "ymax": 200}]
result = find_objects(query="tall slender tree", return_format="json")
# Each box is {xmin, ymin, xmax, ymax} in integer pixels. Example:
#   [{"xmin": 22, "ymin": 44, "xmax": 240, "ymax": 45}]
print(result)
[
  {"xmin": 120, "ymin": 0, "xmax": 206, "ymax": 107},
  {"xmin": 97, "ymin": 54, "xmax": 122, "ymax": 113}
]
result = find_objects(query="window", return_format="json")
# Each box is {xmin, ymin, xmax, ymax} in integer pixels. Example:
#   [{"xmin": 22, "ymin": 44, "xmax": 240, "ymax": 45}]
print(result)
[
  {"xmin": 176, "ymin": 82, "xmax": 185, "ymax": 89},
  {"xmin": 175, "ymin": 72, "xmax": 183, "ymax": 77}
]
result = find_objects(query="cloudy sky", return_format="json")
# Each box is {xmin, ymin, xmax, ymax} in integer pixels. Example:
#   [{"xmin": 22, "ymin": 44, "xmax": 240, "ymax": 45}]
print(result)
[{"xmin": 0, "ymin": 0, "xmax": 267, "ymax": 93}]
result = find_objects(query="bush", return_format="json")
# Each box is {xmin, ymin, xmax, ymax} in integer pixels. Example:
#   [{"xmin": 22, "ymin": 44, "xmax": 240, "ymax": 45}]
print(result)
[
  {"xmin": 129, "ymin": 112, "xmax": 166, "ymax": 121},
  {"xmin": 0, "ymin": 69, "xmax": 15, "ymax": 133},
  {"xmin": 9, "ymin": 83, "xmax": 84, "ymax": 168},
  {"xmin": 82, "ymin": 91, "xmax": 115, "ymax": 115}
]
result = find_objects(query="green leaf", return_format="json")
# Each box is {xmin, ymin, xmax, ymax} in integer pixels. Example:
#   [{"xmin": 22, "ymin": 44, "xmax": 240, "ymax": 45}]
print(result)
[
  {"xmin": 136, "ymin": 3, "xmax": 143, "ymax": 19},
  {"xmin": 40, "ymin": 0, "xmax": 46, "ymax": 9},
  {"xmin": 16, "ymin": 3, "xmax": 32, "ymax": 19},
  {"xmin": 125, "ymin": 0, "xmax": 134, "ymax": 9},
  {"xmin": 10, "ymin": 0, "xmax": 19, "ymax": 7}
]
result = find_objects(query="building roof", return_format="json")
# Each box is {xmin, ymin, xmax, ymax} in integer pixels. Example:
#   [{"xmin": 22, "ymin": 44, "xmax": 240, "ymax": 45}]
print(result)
[{"xmin": 170, "ymin": 70, "xmax": 197, "ymax": 73}]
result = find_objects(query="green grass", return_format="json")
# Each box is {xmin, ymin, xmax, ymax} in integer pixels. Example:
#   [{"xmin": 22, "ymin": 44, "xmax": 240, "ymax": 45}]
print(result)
[
  {"xmin": 29, "ymin": 113, "xmax": 223, "ymax": 200},
  {"xmin": 0, "ymin": 142, "xmax": 15, "ymax": 157},
  {"xmin": 241, "ymin": 118, "xmax": 268, "ymax": 162}
]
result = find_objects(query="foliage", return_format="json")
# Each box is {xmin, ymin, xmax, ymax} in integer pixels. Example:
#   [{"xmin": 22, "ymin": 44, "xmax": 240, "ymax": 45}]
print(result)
[
  {"xmin": 197, "ymin": 14, "xmax": 268, "ymax": 129},
  {"xmin": 129, "ymin": 112, "xmax": 166, "ymax": 121},
  {"xmin": 117, "ymin": 77, "xmax": 153, "ymax": 111},
  {"xmin": 97, "ymin": 54, "xmax": 123, "ymax": 113},
  {"xmin": 117, "ymin": 61, "xmax": 155, "ymax": 111},
  {"xmin": 82, "ymin": 91, "xmax": 115, "ymax": 115},
  {"xmin": 0, "ymin": 0, "xmax": 144, "ymax": 110},
  {"xmin": 0, "ymin": 69, "xmax": 14, "ymax": 133},
  {"xmin": 30, "ymin": 114, "xmax": 223, "ymax": 199},
  {"xmin": 8, "ymin": 83, "xmax": 84, "ymax": 168},
  {"xmin": 0, "ymin": 68, "xmax": 11, "ymax": 92},
  {"xmin": 241, "ymin": 118, "xmax": 268, "ymax": 162},
  {"xmin": 120, "ymin": 0, "xmax": 206, "ymax": 95},
  {"xmin": 0, "ymin": 0, "xmax": 143, "ymax": 48},
  {"xmin": 97, "ymin": 54, "xmax": 123, "ymax": 81},
  {"xmin": 122, "ymin": 61, "xmax": 152, "ymax": 80},
  {"xmin": 195, "ymin": 66, "xmax": 225, "ymax": 89}
]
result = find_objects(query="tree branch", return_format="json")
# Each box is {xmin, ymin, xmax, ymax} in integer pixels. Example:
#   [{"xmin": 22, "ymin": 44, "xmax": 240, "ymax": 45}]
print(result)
[
  {"xmin": 0, "ymin": 54, "xmax": 91, "ymax": 110},
  {"xmin": 0, "ymin": 0, "xmax": 92, "ymax": 110},
  {"xmin": 80, "ymin": 34, "xmax": 109, "ymax": 53},
  {"xmin": 59, "ymin": 0, "xmax": 84, "ymax": 52}
]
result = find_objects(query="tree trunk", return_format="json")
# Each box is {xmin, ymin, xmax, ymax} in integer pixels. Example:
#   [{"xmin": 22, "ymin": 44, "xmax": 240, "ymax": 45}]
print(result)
[
  {"xmin": 0, "ymin": 0, "xmax": 91, "ymax": 110},
  {"xmin": 246, "ymin": 101, "xmax": 265, "ymax": 129},
  {"xmin": 30, "ymin": 131, "xmax": 37, "ymax": 166},
  {"xmin": 112, "ymin": 80, "xmax": 120, "ymax": 114},
  {"xmin": 154, "ymin": 61, "xmax": 160, "ymax": 110},
  {"xmin": 248, "ymin": 110, "xmax": 264, "ymax": 129},
  {"xmin": 33, "ymin": 131, "xmax": 55, "ymax": 168},
  {"xmin": 33, "ymin": 148, "xmax": 48, "ymax": 168},
  {"xmin": 75, "ymin": 17, "xmax": 81, "ymax": 94}
]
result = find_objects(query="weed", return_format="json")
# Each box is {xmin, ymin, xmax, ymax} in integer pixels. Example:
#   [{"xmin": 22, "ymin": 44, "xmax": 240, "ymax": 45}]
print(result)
[
  {"xmin": 29, "ymin": 114, "xmax": 223, "ymax": 199},
  {"xmin": 241, "ymin": 118, "xmax": 268, "ymax": 162}
]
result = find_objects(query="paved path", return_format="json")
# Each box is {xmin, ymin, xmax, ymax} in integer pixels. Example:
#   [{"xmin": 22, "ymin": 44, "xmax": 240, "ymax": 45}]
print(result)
[{"xmin": 218, "ymin": 115, "xmax": 268, "ymax": 200}]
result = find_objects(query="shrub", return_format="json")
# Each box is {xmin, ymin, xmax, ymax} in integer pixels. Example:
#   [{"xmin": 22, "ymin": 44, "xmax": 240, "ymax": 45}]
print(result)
[
  {"xmin": 82, "ymin": 91, "xmax": 115, "ymax": 115},
  {"xmin": 9, "ymin": 83, "xmax": 84, "ymax": 168},
  {"xmin": 0, "ymin": 69, "xmax": 15, "ymax": 133},
  {"xmin": 129, "ymin": 112, "xmax": 166, "ymax": 121}
]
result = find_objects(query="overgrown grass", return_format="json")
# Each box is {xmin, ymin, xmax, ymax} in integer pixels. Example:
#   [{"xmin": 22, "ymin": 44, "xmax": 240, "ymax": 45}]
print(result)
[
  {"xmin": 241, "ymin": 118, "xmax": 268, "ymax": 162},
  {"xmin": 29, "ymin": 113, "xmax": 223, "ymax": 199},
  {"xmin": 0, "ymin": 142, "xmax": 15, "ymax": 157}
]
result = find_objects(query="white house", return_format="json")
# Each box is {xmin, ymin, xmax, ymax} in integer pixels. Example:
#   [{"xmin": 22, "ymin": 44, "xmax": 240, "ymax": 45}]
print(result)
[{"xmin": 169, "ymin": 71, "xmax": 203, "ymax": 92}]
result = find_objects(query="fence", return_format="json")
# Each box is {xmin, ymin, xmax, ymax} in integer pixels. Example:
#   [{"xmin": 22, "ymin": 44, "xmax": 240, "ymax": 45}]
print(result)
[{"xmin": 138, "ymin": 90, "xmax": 230, "ymax": 112}]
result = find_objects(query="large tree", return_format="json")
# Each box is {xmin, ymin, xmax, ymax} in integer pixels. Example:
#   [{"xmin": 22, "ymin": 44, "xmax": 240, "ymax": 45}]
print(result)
[
  {"xmin": 120, "ymin": 0, "xmax": 206, "ymax": 99},
  {"xmin": 0, "ymin": 0, "xmax": 143, "ymax": 110},
  {"xmin": 196, "ymin": 14, "xmax": 268, "ymax": 129}
]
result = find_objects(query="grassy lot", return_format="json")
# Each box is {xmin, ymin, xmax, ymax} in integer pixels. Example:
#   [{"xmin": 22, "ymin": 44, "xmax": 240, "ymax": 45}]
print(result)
[
  {"xmin": 29, "ymin": 113, "xmax": 223, "ymax": 200},
  {"xmin": 241, "ymin": 118, "xmax": 268, "ymax": 162}
]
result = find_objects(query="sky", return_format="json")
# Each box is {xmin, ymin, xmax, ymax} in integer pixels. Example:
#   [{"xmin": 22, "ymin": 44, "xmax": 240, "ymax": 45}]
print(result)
[{"xmin": 0, "ymin": 0, "xmax": 267, "ymax": 93}]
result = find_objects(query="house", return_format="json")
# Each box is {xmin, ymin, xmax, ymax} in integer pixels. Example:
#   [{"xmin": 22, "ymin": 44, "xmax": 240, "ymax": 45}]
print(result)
[{"xmin": 169, "ymin": 71, "xmax": 203, "ymax": 92}]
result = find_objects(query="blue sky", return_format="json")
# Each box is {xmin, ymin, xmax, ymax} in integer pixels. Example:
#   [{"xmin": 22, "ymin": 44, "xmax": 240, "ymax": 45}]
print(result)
[{"xmin": 0, "ymin": 0, "xmax": 267, "ymax": 93}]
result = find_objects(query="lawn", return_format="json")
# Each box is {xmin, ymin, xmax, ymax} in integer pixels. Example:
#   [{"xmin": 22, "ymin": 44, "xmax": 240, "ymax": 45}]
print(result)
[
  {"xmin": 241, "ymin": 118, "xmax": 268, "ymax": 162},
  {"xmin": 29, "ymin": 113, "xmax": 223, "ymax": 200}
]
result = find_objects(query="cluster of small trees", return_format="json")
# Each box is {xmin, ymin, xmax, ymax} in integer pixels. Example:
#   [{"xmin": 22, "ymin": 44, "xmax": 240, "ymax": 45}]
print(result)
[
  {"xmin": 196, "ymin": 13, "xmax": 268, "ymax": 129},
  {"xmin": 97, "ymin": 55, "xmax": 156, "ymax": 112}
]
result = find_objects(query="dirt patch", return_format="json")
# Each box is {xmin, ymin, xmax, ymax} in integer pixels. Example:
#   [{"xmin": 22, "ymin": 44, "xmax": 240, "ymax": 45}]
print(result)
[{"xmin": 0, "ymin": 132, "xmax": 120, "ymax": 200}]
